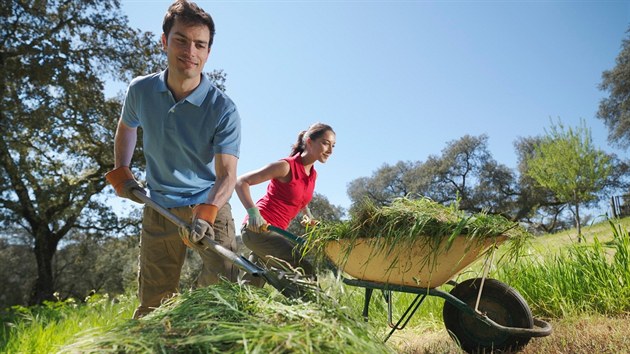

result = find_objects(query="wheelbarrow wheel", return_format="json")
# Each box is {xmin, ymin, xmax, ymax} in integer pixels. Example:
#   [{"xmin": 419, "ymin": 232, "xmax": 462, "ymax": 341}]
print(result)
[{"xmin": 443, "ymin": 278, "xmax": 533, "ymax": 353}]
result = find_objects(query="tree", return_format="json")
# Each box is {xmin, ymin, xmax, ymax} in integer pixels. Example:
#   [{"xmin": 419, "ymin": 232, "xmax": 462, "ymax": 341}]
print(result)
[
  {"xmin": 474, "ymin": 160, "xmax": 520, "ymax": 218},
  {"xmin": 513, "ymin": 136, "xmax": 570, "ymax": 234},
  {"xmin": 0, "ymin": 0, "xmax": 165, "ymax": 305},
  {"xmin": 421, "ymin": 134, "xmax": 517, "ymax": 213},
  {"xmin": 346, "ymin": 135, "xmax": 517, "ymax": 217},
  {"xmin": 598, "ymin": 28, "xmax": 630, "ymax": 150},
  {"xmin": 526, "ymin": 119, "xmax": 612, "ymax": 242},
  {"xmin": 347, "ymin": 161, "xmax": 422, "ymax": 207},
  {"xmin": 0, "ymin": 229, "xmax": 36, "ymax": 308},
  {"xmin": 53, "ymin": 226, "xmax": 141, "ymax": 302}
]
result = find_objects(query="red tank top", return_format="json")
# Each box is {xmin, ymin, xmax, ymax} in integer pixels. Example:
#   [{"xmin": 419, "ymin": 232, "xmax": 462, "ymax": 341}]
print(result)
[{"xmin": 254, "ymin": 154, "xmax": 317, "ymax": 230}]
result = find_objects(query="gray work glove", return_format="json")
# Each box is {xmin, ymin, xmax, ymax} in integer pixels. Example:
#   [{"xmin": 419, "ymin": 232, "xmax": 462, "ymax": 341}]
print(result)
[
  {"xmin": 179, "ymin": 221, "xmax": 214, "ymax": 251},
  {"xmin": 179, "ymin": 204, "xmax": 217, "ymax": 250}
]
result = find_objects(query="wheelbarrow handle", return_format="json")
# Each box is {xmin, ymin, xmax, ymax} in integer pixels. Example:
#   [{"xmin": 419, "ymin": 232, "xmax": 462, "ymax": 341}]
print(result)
[
  {"xmin": 131, "ymin": 189, "xmax": 262, "ymax": 276},
  {"xmin": 264, "ymin": 224, "xmax": 305, "ymax": 245}
]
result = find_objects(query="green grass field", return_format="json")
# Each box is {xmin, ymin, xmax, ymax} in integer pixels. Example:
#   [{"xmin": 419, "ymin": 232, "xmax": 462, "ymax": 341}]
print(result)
[{"xmin": 1, "ymin": 217, "xmax": 629, "ymax": 353}]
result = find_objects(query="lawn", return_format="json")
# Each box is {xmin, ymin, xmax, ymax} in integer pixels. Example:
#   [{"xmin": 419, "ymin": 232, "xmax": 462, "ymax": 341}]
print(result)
[{"xmin": 1, "ymin": 216, "xmax": 628, "ymax": 353}]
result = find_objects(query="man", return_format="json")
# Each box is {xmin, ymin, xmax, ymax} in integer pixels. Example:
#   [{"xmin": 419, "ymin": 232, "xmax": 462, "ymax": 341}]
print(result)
[{"xmin": 106, "ymin": 0, "xmax": 240, "ymax": 319}]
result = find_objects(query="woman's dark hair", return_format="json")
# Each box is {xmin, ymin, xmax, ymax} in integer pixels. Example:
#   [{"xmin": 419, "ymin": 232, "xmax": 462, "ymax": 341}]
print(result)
[
  {"xmin": 163, "ymin": 0, "xmax": 215, "ymax": 46},
  {"xmin": 290, "ymin": 122, "xmax": 335, "ymax": 156}
]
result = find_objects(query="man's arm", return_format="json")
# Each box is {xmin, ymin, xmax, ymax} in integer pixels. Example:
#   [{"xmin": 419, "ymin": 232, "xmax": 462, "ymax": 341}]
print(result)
[
  {"xmin": 183, "ymin": 153, "xmax": 237, "ymax": 245},
  {"xmin": 105, "ymin": 119, "xmax": 144, "ymax": 203},
  {"xmin": 206, "ymin": 153, "xmax": 238, "ymax": 208},
  {"xmin": 114, "ymin": 119, "xmax": 138, "ymax": 168}
]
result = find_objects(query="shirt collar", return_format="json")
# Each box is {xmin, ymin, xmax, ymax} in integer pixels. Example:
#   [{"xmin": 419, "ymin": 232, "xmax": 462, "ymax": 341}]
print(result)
[{"xmin": 157, "ymin": 70, "xmax": 211, "ymax": 107}]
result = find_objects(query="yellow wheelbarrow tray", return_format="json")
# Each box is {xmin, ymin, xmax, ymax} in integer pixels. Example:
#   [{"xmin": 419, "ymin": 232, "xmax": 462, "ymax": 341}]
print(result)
[{"xmin": 325, "ymin": 234, "xmax": 506, "ymax": 288}]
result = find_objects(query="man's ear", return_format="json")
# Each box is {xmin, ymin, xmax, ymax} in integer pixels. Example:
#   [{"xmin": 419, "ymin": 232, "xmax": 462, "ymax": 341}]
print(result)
[{"xmin": 161, "ymin": 33, "xmax": 167, "ymax": 51}]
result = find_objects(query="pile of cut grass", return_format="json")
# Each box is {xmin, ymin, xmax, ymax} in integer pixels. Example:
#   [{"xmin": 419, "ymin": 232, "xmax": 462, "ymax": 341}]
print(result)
[
  {"xmin": 303, "ymin": 197, "xmax": 530, "ymax": 266},
  {"xmin": 59, "ymin": 282, "xmax": 394, "ymax": 353}
]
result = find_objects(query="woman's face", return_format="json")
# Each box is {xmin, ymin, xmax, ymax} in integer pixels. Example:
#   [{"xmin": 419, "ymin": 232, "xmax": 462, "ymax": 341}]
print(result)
[{"xmin": 308, "ymin": 130, "xmax": 336, "ymax": 163}]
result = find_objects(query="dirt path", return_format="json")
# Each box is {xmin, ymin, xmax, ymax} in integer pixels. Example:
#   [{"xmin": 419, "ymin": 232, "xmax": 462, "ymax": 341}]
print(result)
[{"xmin": 387, "ymin": 315, "xmax": 630, "ymax": 353}]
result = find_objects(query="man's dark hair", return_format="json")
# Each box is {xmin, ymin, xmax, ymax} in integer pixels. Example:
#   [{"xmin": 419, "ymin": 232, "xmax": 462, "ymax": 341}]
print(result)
[{"xmin": 163, "ymin": 0, "xmax": 215, "ymax": 46}]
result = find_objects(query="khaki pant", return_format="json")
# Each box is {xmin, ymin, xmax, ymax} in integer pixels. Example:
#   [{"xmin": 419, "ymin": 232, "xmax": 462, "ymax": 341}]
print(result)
[
  {"xmin": 241, "ymin": 226, "xmax": 314, "ymax": 287},
  {"xmin": 133, "ymin": 203, "xmax": 238, "ymax": 319}
]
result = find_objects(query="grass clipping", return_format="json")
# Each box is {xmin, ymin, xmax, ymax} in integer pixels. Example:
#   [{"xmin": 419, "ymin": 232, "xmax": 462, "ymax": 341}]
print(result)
[
  {"xmin": 59, "ymin": 282, "xmax": 394, "ymax": 354},
  {"xmin": 303, "ymin": 197, "xmax": 531, "ymax": 272}
]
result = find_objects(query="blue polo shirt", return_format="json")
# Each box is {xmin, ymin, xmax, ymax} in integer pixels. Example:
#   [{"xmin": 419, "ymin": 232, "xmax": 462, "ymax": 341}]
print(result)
[{"xmin": 121, "ymin": 70, "xmax": 241, "ymax": 208}]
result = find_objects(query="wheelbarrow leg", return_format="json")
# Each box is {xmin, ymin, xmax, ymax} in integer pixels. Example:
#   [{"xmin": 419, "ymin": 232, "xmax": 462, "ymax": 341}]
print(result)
[
  {"xmin": 384, "ymin": 293, "xmax": 427, "ymax": 342},
  {"xmin": 362, "ymin": 288, "xmax": 373, "ymax": 322}
]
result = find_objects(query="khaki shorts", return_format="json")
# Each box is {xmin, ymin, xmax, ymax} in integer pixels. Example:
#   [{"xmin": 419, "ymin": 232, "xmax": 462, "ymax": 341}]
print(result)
[{"xmin": 133, "ymin": 203, "xmax": 238, "ymax": 319}]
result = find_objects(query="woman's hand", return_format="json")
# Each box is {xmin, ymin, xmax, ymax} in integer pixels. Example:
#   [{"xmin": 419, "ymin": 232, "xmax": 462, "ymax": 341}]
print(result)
[
  {"xmin": 300, "ymin": 214, "xmax": 319, "ymax": 227},
  {"xmin": 246, "ymin": 207, "xmax": 268, "ymax": 233}
]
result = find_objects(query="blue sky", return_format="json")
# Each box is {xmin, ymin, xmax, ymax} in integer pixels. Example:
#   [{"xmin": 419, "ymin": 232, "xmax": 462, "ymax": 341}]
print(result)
[{"xmin": 113, "ymin": 0, "xmax": 629, "ymax": 226}]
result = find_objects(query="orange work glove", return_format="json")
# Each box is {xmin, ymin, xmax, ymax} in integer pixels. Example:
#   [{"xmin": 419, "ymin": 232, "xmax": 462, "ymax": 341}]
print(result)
[{"xmin": 105, "ymin": 166, "xmax": 146, "ymax": 204}]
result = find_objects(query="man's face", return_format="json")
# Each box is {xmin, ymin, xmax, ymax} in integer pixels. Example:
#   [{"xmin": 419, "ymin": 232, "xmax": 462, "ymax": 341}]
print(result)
[{"xmin": 161, "ymin": 19, "xmax": 211, "ymax": 82}]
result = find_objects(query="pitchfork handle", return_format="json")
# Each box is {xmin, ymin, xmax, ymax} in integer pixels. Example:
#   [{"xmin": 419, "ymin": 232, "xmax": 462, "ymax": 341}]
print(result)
[{"xmin": 131, "ymin": 189, "xmax": 263, "ymax": 276}]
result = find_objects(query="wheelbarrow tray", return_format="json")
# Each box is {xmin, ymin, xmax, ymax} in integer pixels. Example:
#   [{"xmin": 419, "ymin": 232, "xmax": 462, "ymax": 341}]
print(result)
[{"xmin": 325, "ymin": 235, "xmax": 506, "ymax": 288}]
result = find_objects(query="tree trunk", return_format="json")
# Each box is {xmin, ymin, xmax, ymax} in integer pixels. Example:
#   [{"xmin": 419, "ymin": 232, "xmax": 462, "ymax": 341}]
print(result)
[
  {"xmin": 29, "ymin": 231, "xmax": 58, "ymax": 305},
  {"xmin": 575, "ymin": 203, "xmax": 582, "ymax": 243}
]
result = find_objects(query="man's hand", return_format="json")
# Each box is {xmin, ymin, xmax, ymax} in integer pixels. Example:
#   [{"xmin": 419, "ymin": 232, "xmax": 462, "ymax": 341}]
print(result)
[
  {"xmin": 246, "ymin": 207, "xmax": 268, "ymax": 233},
  {"xmin": 180, "ymin": 204, "xmax": 218, "ymax": 250},
  {"xmin": 180, "ymin": 219, "xmax": 214, "ymax": 250},
  {"xmin": 105, "ymin": 166, "xmax": 146, "ymax": 203}
]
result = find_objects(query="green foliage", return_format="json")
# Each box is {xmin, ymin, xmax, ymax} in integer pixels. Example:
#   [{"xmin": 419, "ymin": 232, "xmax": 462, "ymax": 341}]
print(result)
[
  {"xmin": 346, "ymin": 135, "xmax": 519, "ymax": 219},
  {"xmin": 513, "ymin": 136, "xmax": 571, "ymax": 233},
  {"xmin": 0, "ymin": 293, "xmax": 136, "ymax": 353},
  {"xmin": 598, "ymin": 27, "xmax": 630, "ymax": 149},
  {"xmin": 527, "ymin": 119, "xmax": 611, "ymax": 205},
  {"xmin": 498, "ymin": 220, "xmax": 630, "ymax": 317},
  {"xmin": 53, "ymin": 234, "xmax": 140, "ymax": 301},
  {"xmin": 526, "ymin": 119, "xmax": 613, "ymax": 239}
]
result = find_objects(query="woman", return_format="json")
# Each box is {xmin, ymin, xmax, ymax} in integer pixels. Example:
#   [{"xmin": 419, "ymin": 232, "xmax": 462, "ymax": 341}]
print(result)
[{"xmin": 235, "ymin": 122, "xmax": 335, "ymax": 284}]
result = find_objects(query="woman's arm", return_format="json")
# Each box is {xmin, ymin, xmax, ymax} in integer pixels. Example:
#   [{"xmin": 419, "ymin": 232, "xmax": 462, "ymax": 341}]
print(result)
[{"xmin": 235, "ymin": 160, "xmax": 291, "ymax": 209}]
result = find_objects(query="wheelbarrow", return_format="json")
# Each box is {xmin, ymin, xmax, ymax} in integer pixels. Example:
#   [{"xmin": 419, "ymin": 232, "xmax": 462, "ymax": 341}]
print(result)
[
  {"xmin": 132, "ymin": 190, "xmax": 311, "ymax": 299},
  {"xmin": 323, "ymin": 235, "xmax": 553, "ymax": 353}
]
